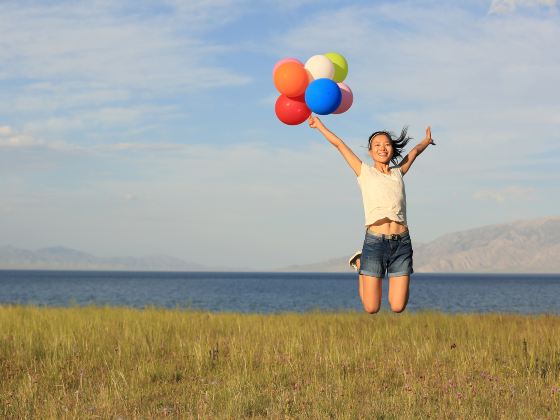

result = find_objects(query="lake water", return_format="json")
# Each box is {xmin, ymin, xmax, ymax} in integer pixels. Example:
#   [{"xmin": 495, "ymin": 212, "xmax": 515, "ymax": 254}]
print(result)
[{"xmin": 1, "ymin": 270, "xmax": 559, "ymax": 314}]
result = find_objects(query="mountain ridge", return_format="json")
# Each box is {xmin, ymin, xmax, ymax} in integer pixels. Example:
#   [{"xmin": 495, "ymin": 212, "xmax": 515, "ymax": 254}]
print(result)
[
  {"xmin": 2, "ymin": 216, "xmax": 559, "ymax": 272},
  {"xmin": 0, "ymin": 245, "xmax": 209, "ymax": 271}
]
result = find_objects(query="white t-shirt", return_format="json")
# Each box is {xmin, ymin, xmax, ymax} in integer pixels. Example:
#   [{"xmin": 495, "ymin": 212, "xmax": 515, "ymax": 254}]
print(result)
[{"xmin": 356, "ymin": 161, "xmax": 407, "ymax": 227}]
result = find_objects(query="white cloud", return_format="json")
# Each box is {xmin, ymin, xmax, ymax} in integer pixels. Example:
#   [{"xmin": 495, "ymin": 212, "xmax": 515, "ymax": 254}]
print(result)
[
  {"xmin": 473, "ymin": 186, "xmax": 536, "ymax": 202},
  {"xmin": 262, "ymin": 0, "xmax": 329, "ymax": 11},
  {"xmin": 489, "ymin": 0, "xmax": 557, "ymax": 14},
  {"xmin": 0, "ymin": 126, "xmax": 47, "ymax": 149},
  {"xmin": 2, "ymin": 82, "xmax": 131, "ymax": 114},
  {"xmin": 0, "ymin": 126, "xmax": 15, "ymax": 136},
  {"xmin": 0, "ymin": 6, "xmax": 250, "ymax": 91},
  {"xmin": 0, "ymin": 0, "xmax": 252, "ymax": 135},
  {"xmin": 0, "ymin": 124, "xmax": 186, "ymax": 153},
  {"xmin": 18, "ymin": 103, "xmax": 182, "ymax": 139},
  {"xmin": 162, "ymin": 0, "xmax": 252, "ymax": 29}
]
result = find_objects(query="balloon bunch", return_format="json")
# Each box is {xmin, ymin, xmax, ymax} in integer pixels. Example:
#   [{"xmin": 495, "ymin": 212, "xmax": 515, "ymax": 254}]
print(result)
[{"xmin": 273, "ymin": 52, "xmax": 353, "ymax": 125}]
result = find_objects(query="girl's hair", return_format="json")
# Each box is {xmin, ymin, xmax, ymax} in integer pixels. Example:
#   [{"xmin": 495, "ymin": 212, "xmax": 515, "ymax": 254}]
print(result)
[{"xmin": 368, "ymin": 127, "xmax": 412, "ymax": 165}]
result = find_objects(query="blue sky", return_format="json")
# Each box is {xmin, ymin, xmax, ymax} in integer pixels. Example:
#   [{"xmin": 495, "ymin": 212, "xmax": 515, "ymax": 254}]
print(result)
[{"xmin": 1, "ymin": 0, "xmax": 559, "ymax": 269}]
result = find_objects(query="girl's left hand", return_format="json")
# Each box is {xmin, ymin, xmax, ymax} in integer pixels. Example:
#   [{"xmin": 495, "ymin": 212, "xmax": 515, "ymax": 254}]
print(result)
[
  {"xmin": 308, "ymin": 115, "xmax": 324, "ymax": 130},
  {"xmin": 425, "ymin": 126, "xmax": 436, "ymax": 145}
]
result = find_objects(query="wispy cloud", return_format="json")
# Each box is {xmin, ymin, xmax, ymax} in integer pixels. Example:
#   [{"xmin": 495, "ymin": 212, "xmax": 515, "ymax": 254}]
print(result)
[
  {"xmin": 0, "ymin": 124, "xmax": 185, "ymax": 153},
  {"xmin": 0, "ymin": 0, "xmax": 252, "ymax": 141},
  {"xmin": 0, "ymin": 1, "xmax": 250, "ymax": 91},
  {"xmin": 0, "ymin": 126, "xmax": 15, "ymax": 136},
  {"xmin": 489, "ymin": 0, "xmax": 557, "ymax": 14},
  {"xmin": 473, "ymin": 186, "xmax": 536, "ymax": 202},
  {"xmin": 20, "ymin": 104, "xmax": 181, "ymax": 137},
  {"xmin": 0, "ymin": 125, "xmax": 59, "ymax": 149}
]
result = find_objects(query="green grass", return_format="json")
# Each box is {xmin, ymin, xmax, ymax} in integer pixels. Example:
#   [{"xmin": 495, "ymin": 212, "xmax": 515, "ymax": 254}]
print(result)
[{"xmin": 1, "ymin": 305, "xmax": 559, "ymax": 418}]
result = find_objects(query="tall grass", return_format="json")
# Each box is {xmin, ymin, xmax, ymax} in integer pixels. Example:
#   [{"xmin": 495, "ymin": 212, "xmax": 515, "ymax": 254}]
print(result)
[{"xmin": 1, "ymin": 305, "xmax": 559, "ymax": 418}]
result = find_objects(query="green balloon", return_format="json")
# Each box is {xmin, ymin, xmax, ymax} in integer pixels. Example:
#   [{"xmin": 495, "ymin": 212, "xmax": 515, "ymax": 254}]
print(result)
[{"xmin": 325, "ymin": 52, "xmax": 348, "ymax": 83}]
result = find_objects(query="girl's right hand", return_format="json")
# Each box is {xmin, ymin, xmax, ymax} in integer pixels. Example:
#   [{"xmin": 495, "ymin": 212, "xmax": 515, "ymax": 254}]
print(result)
[{"xmin": 308, "ymin": 115, "xmax": 324, "ymax": 130}]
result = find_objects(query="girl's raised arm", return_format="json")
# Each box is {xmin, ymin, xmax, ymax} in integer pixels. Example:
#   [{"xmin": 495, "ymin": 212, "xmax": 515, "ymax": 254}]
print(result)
[
  {"xmin": 399, "ymin": 126, "xmax": 436, "ymax": 176},
  {"xmin": 308, "ymin": 115, "xmax": 362, "ymax": 176}
]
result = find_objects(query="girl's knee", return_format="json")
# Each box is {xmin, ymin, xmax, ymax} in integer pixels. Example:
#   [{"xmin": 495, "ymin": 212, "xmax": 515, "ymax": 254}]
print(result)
[
  {"xmin": 390, "ymin": 302, "xmax": 407, "ymax": 313},
  {"xmin": 363, "ymin": 302, "xmax": 381, "ymax": 314}
]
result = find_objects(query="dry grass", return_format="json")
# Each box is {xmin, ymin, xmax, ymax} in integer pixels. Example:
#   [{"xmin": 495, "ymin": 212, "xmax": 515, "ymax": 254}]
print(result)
[{"xmin": 1, "ymin": 305, "xmax": 559, "ymax": 419}]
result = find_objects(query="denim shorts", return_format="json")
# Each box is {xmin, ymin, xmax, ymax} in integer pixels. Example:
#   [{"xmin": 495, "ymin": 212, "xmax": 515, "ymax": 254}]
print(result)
[{"xmin": 359, "ymin": 230, "xmax": 414, "ymax": 278}]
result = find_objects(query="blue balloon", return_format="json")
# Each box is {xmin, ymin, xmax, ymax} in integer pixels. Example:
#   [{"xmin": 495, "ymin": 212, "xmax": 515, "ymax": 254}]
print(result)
[{"xmin": 305, "ymin": 78, "xmax": 342, "ymax": 115}]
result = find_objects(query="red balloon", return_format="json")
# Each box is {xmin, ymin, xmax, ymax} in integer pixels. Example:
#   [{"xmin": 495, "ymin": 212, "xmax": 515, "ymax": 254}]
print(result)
[{"xmin": 275, "ymin": 95, "xmax": 311, "ymax": 125}]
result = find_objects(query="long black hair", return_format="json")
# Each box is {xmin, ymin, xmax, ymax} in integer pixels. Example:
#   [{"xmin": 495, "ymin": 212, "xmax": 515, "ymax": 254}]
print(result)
[{"xmin": 368, "ymin": 127, "xmax": 412, "ymax": 166}]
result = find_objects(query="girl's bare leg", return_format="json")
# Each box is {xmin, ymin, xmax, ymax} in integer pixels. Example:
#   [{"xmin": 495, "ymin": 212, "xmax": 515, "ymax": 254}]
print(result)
[
  {"xmin": 359, "ymin": 274, "xmax": 383, "ymax": 314},
  {"xmin": 388, "ymin": 275, "xmax": 410, "ymax": 313},
  {"xmin": 358, "ymin": 275, "xmax": 363, "ymax": 302}
]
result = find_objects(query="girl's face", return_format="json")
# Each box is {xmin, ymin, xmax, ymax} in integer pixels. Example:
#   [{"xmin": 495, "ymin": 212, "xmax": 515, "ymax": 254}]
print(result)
[{"xmin": 369, "ymin": 134, "xmax": 394, "ymax": 164}]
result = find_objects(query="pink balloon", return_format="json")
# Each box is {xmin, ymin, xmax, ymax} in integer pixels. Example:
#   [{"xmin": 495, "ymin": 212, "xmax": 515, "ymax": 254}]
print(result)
[
  {"xmin": 273, "ymin": 57, "xmax": 303, "ymax": 77},
  {"xmin": 333, "ymin": 82, "xmax": 353, "ymax": 114}
]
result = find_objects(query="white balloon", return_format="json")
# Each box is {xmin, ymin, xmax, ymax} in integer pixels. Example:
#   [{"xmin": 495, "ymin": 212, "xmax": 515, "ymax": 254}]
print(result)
[{"xmin": 304, "ymin": 55, "xmax": 335, "ymax": 81}]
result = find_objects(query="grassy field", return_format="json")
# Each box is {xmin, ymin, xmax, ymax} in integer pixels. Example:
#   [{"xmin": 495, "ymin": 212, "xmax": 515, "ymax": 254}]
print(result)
[{"xmin": 1, "ymin": 305, "xmax": 559, "ymax": 419}]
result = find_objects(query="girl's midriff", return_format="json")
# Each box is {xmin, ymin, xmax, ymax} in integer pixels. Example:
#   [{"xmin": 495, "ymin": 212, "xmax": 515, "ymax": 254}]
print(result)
[{"xmin": 367, "ymin": 218, "xmax": 408, "ymax": 235}]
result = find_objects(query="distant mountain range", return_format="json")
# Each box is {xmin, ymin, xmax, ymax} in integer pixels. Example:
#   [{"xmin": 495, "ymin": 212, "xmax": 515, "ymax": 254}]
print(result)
[
  {"xmin": 0, "ymin": 245, "xmax": 208, "ymax": 271},
  {"xmin": 1, "ymin": 216, "xmax": 558, "ymax": 273},
  {"xmin": 277, "ymin": 216, "xmax": 560, "ymax": 273}
]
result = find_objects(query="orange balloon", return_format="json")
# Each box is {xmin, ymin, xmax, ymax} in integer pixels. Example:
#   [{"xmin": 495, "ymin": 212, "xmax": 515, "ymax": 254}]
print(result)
[{"xmin": 273, "ymin": 62, "xmax": 309, "ymax": 97}]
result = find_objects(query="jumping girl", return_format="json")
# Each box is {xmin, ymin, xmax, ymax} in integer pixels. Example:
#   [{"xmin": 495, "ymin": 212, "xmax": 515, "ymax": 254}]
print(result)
[{"xmin": 308, "ymin": 115, "xmax": 435, "ymax": 313}]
